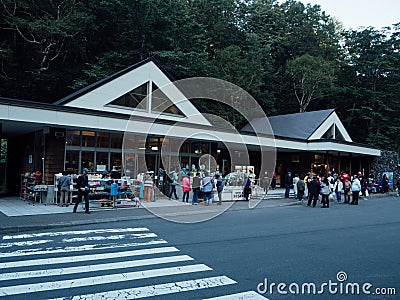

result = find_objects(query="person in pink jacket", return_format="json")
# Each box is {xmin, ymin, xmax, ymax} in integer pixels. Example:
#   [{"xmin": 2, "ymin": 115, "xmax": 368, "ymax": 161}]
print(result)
[{"xmin": 182, "ymin": 174, "xmax": 191, "ymax": 203}]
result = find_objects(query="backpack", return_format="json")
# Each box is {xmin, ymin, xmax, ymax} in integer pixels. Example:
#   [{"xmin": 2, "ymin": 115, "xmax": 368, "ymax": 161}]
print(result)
[
  {"xmin": 216, "ymin": 178, "xmax": 225, "ymax": 192},
  {"xmin": 166, "ymin": 174, "xmax": 173, "ymax": 183}
]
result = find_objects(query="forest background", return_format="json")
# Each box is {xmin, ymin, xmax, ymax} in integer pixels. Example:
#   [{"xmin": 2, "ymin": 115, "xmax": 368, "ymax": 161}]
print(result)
[{"xmin": 0, "ymin": 0, "xmax": 399, "ymax": 150}]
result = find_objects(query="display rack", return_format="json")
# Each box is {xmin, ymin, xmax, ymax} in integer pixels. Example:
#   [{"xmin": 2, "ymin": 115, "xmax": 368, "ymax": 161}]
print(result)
[{"xmin": 20, "ymin": 173, "xmax": 48, "ymax": 203}]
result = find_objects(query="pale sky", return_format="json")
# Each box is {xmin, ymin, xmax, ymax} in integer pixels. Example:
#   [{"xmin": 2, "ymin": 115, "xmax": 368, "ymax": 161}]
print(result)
[{"xmin": 295, "ymin": 0, "xmax": 400, "ymax": 30}]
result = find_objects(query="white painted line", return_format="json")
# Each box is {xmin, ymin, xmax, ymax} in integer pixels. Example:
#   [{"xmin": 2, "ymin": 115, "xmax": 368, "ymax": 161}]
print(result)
[
  {"xmin": 2, "ymin": 228, "xmax": 150, "ymax": 240},
  {"xmin": 47, "ymin": 275, "xmax": 237, "ymax": 300},
  {"xmin": 0, "ymin": 240, "xmax": 53, "ymax": 249},
  {"xmin": 62, "ymin": 233, "xmax": 157, "ymax": 243},
  {"xmin": 0, "ymin": 239, "xmax": 168, "ymax": 258},
  {"xmin": 0, "ymin": 255, "xmax": 194, "ymax": 281},
  {"xmin": 1, "ymin": 246, "xmax": 179, "ymax": 269},
  {"xmin": 203, "ymin": 291, "xmax": 269, "ymax": 300},
  {"xmin": 0, "ymin": 264, "xmax": 212, "ymax": 297}
]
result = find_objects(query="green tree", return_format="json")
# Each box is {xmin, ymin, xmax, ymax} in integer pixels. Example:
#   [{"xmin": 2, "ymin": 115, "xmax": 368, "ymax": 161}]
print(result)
[{"xmin": 286, "ymin": 54, "xmax": 335, "ymax": 112}]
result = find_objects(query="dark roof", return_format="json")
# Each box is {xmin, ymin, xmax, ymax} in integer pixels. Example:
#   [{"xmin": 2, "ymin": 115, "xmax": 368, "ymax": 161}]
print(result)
[
  {"xmin": 241, "ymin": 109, "xmax": 335, "ymax": 140},
  {"xmin": 53, "ymin": 57, "xmax": 174, "ymax": 106}
]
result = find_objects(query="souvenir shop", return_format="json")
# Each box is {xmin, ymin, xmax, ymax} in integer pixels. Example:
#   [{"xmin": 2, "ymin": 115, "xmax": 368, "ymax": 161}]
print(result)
[{"xmin": 0, "ymin": 58, "xmax": 381, "ymax": 205}]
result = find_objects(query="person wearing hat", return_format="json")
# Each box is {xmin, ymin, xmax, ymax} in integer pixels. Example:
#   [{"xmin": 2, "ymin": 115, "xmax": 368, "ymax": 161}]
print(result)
[{"xmin": 73, "ymin": 168, "xmax": 90, "ymax": 214}]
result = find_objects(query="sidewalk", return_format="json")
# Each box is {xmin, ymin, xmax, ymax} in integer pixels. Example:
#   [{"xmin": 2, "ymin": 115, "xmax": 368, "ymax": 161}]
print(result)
[{"xmin": 0, "ymin": 189, "xmax": 395, "ymax": 234}]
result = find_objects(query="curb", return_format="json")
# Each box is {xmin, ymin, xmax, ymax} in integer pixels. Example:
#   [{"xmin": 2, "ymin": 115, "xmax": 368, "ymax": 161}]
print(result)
[
  {"xmin": 1, "ymin": 194, "xmax": 393, "ymax": 234},
  {"xmin": 0, "ymin": 200, "xmax": 300, "ymax": 234}
]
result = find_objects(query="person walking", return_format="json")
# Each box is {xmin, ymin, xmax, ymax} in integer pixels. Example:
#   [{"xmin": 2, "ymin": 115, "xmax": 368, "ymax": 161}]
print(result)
[
  {"xmin": 293, "ymin": 174, "xmax": 300, "ymax": 199},
  {"xmin": 202, "ymin": 172, "xmax": 213, "ymax": 205},
  {"xmin": 334, "ymin": 177, "xmax": 343, "ymax": 203},
  {"xmin": 181, "ymin": 174, "xmax": 191, "ymax": 203},
  {"xmin": 307, "ymin": 176, "xmax": 320, "ymax": 207},
  {"xmin": 271, "ymin": 171, "xmax": 277, "ymax": 190},
  {"xmin": 320, "ymin": 178, "xmax": 330, "ymax": 208},
  {"xmin": 327, "ymin": 172, "xmax": 335, "ymax": 193},
  {"xmin": 296, "ymin": 175, "xmax": 305, "ymax": 201},
  {"xmin": 351, "ymin": 175, "xmax": 361, "ymax": 205},
  {"xmin": 143, "ymin": 172, "xmax": 154, "ymax": 202},
  {"xmin": 359, "ymin": 173, "xmax": 368, "ymax": 198},
  {"xmin": 382, "ymin": 174, "xmax": 389, "ymax": 193},
  {"xmin": 215, "ymin": 174, "xmax": 225, "ymax": 205},
  {"xmin": 344, "ymin": 178, "xmax": 352, "ymax": 203},
  {"xmin": 284, "ymin": 171, "xmax": 292, "ymax": 198},
  {"xmin": 73, "ymin": 168, "xmax": 90, "ymax": 214},
  {"xmin": 59, "ymin": 171, "xmax": 71, "ymax": 207},
  {"xmin": 243, "ymin": 172, "xmax": 252, "ymax": 201},
  {"xmin": 191, "ymin": 173, "xmax": 201, "ymax": 204},
  {"xmin": 168, "ymin": 169, "xmax": 179, "ymax": 200}
]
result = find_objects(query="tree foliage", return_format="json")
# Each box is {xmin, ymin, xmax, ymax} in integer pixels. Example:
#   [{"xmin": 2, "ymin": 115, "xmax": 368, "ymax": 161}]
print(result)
[{"xmin": 0, "ymin": 0, "xmax": 399, "ymax": 150}]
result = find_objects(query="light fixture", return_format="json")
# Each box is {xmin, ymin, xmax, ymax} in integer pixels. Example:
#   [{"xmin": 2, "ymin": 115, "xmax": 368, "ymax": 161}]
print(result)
[
  {"xmin": 151, "ymin": 146, "xmax": 158, "ymax": 151},
  {"xmin": 138, "ymin": 147, "xmax": 146, "ymax": 150},
  {"xmin": 217, "ymin": 149, "xmax": 221, "ymax": 154}
]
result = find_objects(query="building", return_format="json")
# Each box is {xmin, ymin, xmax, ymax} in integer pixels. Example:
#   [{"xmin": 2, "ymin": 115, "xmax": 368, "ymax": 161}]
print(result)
[{"xmin": 0, "ymin": 58, "xmax": 380, "ymax": 195}]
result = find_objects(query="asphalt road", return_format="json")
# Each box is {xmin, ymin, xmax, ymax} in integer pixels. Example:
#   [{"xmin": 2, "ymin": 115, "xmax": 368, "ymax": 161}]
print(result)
[{"xmin": 0, "ymin": 196, "xmax": 399, "ymax": 300}]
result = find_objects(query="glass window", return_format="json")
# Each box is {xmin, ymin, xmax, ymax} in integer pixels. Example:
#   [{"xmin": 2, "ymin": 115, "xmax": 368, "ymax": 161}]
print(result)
[
  {"xmin": 107, "ymin": 82, "xmax": 148, "ymax": 110},
  {"xmin": 82, "ymin": 131, "xmax": 95, "ymax": 147},
  {"xmin": 66, "ymin": 130, "xmax": 81, "ymax": 146},
  {"xmin": 111, "ymin": 152, "xmax": 122, "ymax": 171},
  {"xmin": 147, "ymin": 137, "xmax": 159, "ymax": 151},
  {"xmin": 179, "ymin": 140, "xmax": 190, "ymax": 153},
  {"xmin": 190, "ymin": 142, "xmax": 209, "ymax": 154},
  {"xmin": 111, "ymin": 133, "xmax": 123, "ymax": 149},
  {"xmin": 65, "ymin": 151, "xmax": 79, "ymax": 174},
  {"xmin": 96, "ymin": 132, "xmax": 109, "ymax": 148},
  {"xmin": 96, "ymin": 152, "xmax": 109, "ymax": 172},
  {"xmin": 81, "ymin": 151, "xmax": 94, "ymax": 172},
  {"xmin": 151, "ymin": 83, "xmax": 185, "ymax": 116}
]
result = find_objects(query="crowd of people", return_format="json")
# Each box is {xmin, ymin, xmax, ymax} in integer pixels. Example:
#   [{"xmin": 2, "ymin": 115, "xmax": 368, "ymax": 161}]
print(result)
[
  {"xmin": 285, "ymin": 170, "xmax": 394, "ymax": 208},
  {"xmin": 167, "ymin": 169, "xmax": 227, "ymax": 205}
]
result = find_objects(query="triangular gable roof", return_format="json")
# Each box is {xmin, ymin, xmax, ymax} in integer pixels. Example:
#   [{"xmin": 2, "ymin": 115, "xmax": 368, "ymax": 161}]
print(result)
[
  {"xmin": 54, "ymin": 58, "xmax": 211, "ymax": 126},
  {"xmin": 241, "ymin": 109, "xmax": 352, "ymax": 142}
]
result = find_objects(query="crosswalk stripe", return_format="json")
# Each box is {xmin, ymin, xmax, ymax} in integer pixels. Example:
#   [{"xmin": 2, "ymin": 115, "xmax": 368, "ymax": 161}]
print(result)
[
  {"xmin": 2, "ymin": 228, "xmax": 150, "ymax": 240},
  {"xmin": 0, "ymin": 233, "xmax": 157, "ymax": 249},
  {"xmin": 0, "ymin": 255, "xmax": 194, "ymax": 281},
  {"xmin": 0, "ymin": 264, "xmax": 212, "ymax": 297},
  {"xmin": 0, "ymin": 239, "xmax": 168, "ymax": 258},
  {"xmin": 0, "ymin": 240, "xmax": 53, "ymax": 249},
  {"xmin": 203, "ymin": 291, "xmax": 269, "ymax": 300},
  {"xmin": 47, "ymin": 276, "xmax": 237, "ymax": 300},
  {"xmin": 62, "ymin": 233, "xmax": 157, "ymax": 243},
  {"xmin": 1, "ymin": 246, "xmax": 179, "ymax": 269}
]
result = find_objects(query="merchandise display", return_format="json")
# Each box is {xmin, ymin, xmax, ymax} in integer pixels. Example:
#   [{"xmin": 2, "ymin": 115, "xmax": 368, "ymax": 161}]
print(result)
[{"xmin": 20, "ymin": 172, "xmax": 48, "ymax": 203}]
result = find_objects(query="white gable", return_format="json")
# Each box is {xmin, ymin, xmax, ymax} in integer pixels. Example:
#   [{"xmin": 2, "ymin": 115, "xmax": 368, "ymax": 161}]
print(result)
[
  {"xmin": 63, "ymin": 61, "xmax": 211, "ymax": 126},
  {"xmin": 308, "ymin": 111, "xmax": 352, "ymax": 142}
]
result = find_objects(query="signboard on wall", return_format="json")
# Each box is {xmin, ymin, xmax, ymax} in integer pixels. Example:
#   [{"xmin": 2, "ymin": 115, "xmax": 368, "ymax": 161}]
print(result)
[{"xmin": 97, "ymin": 165, "xmax": 106, "ymax": 172}]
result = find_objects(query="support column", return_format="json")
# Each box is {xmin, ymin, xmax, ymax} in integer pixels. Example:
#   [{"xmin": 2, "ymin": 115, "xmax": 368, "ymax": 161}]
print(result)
[
  {"xmin": 349, "ymin": 153, "xmax": 352, "ymax": 176},
  {"xmin": 326, "ymin": 151, "xmax": 330, "ymax": 176}
]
